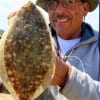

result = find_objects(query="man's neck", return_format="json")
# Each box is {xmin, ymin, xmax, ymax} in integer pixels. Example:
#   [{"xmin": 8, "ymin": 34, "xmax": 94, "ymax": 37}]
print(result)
[{"xmin": 58, "ymin": 28, "xmax": 82, "ymax": 40}]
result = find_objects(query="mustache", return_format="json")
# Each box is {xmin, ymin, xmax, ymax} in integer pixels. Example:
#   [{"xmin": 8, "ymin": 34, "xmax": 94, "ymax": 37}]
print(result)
[{"xmin": 53, "ymin": 14, "xmax": 72, "ymax": 21}]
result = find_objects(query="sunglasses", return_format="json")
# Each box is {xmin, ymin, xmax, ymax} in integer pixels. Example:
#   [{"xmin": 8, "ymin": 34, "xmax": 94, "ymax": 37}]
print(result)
[{"xmin": 48, "ymin": 0, "xmax": 81, "ymax": 10}]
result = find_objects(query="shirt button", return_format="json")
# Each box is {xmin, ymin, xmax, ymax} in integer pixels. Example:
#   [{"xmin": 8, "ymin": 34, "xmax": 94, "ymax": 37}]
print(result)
[{"xmin": 80, "ymin": 79, "xmax": 86, "ymax": 87}]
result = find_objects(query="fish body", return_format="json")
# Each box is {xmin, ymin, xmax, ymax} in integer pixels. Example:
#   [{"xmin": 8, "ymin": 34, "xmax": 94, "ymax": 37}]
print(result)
[{"xmin": 0, "ymin": 1, "xmax": 55, "ymax": 100}]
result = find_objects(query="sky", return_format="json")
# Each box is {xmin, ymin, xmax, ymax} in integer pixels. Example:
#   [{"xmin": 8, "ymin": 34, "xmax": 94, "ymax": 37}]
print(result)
[{"xmin": 0, "ymin": 0, "xmax": 99, "ymax": 31}]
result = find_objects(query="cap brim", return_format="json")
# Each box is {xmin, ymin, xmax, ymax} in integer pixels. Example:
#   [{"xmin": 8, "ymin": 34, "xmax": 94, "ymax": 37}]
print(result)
[{"xmin": 36, "ymin": 0, "xmax": 99, "ymax": 12}]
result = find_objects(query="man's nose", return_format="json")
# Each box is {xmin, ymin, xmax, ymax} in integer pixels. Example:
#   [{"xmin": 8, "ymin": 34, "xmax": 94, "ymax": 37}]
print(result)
[{"xmin": 55, "ymin": 3, "xmax": 66, "ymax": 14}]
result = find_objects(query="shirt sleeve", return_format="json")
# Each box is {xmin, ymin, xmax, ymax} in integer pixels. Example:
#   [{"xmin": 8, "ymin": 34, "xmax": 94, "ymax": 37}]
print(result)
[{"xmin": 61, "ymin": 66, "xmax": 100, "ymax": 100}]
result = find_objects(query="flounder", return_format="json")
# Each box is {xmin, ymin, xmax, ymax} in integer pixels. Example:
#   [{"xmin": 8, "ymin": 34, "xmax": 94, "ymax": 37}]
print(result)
[{"xmin": 0, "ymin": 1, "xmax": 55, "ymax": 100}]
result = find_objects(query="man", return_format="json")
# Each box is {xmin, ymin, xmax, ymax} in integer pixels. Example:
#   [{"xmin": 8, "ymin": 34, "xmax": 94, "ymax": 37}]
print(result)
[{"xmin": 7, "ymin": 0, "xmax": 100, "ymax": 100}]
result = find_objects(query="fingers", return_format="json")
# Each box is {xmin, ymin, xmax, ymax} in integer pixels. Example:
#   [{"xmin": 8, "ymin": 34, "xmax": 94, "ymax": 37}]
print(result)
[
  {"xmin": 7, "ymin": 10, "xmax": 19, "ymax": 24},
  {"xmin": 7, "ymin": 10, "xmax": 19, "ymax": 25},
  {"xmin": 50, "ymin": 56, "xmax": 69, "ymax": 86},
  {"xmin": 8, "ymin": 10, "xmax": 18, "ymax": 20}
]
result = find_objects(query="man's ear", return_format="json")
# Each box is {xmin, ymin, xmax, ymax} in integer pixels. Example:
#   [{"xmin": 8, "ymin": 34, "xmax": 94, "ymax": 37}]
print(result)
[{"xmin": 83, "ymin": 2, "xmax": 90, "ymax": 16}]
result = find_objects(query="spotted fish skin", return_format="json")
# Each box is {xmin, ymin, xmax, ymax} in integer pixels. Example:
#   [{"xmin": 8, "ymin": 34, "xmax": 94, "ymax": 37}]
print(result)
[{"xmin": 0, "ymin": 1, "xmax": 55, "ymax": 100}]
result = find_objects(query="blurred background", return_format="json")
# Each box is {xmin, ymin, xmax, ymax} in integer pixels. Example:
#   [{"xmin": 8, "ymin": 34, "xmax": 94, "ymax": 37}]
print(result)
[{"xmin": 0, "ymin": 0, "xmax": 99, "ymax": 36}]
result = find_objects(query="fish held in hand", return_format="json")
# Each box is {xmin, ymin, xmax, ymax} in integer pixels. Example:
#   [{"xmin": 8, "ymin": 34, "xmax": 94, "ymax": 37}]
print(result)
[{"xmin": 0, "ymin": 1, "xmax": 55, "ymax": 100}]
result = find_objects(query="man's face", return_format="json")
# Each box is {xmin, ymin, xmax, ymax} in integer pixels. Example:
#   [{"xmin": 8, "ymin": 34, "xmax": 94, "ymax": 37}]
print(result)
[{"xmin": 48, "ymin": 0, "xmax": 89, "ymax": 39}]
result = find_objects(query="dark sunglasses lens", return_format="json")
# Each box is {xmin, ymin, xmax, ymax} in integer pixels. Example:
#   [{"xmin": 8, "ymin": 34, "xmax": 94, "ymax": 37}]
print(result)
[{"xmin": 48, "ymin": 1, "xmax": 57, "ymax": 9}]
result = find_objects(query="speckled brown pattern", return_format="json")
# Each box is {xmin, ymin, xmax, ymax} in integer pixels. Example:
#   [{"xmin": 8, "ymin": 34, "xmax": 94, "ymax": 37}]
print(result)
[{"xmin": 0, "ymin": 1, "xmax": 55, "ymax": 100}]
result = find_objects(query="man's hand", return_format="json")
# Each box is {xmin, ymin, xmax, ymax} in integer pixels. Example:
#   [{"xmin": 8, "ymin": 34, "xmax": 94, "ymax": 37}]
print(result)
[
  {"xmin": 7, "ymin": 11, "xmax": 18, "ymax": 20},
  {"xmin": 7, "ymin": 10, "xmax": 19, "ymax": 23},
  {"xmin": 50, "ymin": 57, "xmax": 72, "ymax": 87}
]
